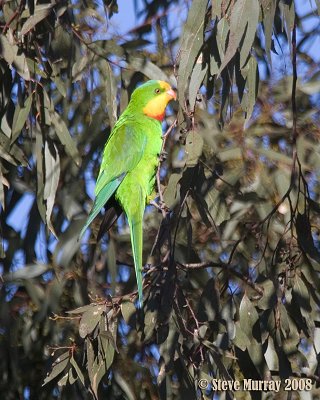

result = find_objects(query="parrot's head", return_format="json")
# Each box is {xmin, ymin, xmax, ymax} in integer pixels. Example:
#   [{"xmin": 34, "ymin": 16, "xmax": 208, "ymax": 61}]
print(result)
[{"xmin": 130, "ymin": 80, "xmax": 176, "ymax": 121}]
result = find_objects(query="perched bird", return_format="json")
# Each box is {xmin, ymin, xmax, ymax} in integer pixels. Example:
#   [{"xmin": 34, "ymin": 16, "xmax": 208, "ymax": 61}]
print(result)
[{"xmin": 80, "ymin": 80, "xmax": 176, "ymax": 307}]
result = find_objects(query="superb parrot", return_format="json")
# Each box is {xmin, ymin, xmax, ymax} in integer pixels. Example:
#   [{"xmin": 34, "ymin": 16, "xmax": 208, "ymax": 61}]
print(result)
[{"xmin": 80, "ymin": 80, "xmax": 176, "ymax": 307}]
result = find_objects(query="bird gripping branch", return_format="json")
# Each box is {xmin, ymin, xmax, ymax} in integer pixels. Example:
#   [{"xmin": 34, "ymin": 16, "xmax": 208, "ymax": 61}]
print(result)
[{"xmin": 80, "ymin": 80, "xmax": 176, "ymax": 307}]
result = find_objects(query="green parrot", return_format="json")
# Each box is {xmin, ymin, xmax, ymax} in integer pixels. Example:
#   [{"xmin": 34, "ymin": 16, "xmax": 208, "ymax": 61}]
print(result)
[{"xmin": 80, "ymin": 80, "xmax": 176, "ymax": 307}]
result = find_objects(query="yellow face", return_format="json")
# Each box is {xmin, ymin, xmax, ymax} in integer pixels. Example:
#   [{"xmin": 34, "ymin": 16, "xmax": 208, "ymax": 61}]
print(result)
[{"xmin": 143, "ymin": 81, "xmax": 176, "ymax": 121}]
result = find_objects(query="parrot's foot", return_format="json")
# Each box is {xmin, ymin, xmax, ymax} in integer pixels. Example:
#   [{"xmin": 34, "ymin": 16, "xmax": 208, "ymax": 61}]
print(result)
[
  {"xmin": 159, "ymin": 200, "xmax": 170, "ymax": 213},
  {"xmin": 149, "ymin": 199, "xmax": 161, "ymax": 211},
  {"xmin": 147, "ymin": 192, "xmax": 158, "ymax": 204},
  {"xmin": 159, "ymin": 150, "xmax": 168, "ymax": 162}
]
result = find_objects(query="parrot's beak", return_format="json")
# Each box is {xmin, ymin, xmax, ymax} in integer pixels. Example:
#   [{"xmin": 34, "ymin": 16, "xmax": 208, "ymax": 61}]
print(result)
[{"xmin": 166, "ymin": 88, "xmax": 177, "ymax": 101}]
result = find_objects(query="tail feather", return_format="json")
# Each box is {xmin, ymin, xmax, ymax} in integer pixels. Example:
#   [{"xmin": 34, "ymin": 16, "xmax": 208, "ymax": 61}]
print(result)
[{"xmin": 128, "ymin": 214, "xmax": 144, "ymax": 308}]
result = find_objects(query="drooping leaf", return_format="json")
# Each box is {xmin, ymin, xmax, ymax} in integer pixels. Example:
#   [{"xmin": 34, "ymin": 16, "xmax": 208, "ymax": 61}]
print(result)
[
  {"xmin": 188, "ymin": 54, "xmax": 208, "ymax": 111},
  {"xmin": 4, "ymin": 263, "xmax": 50, "ymax": 281},
  {"xmin": 20, "ymin": 4, "xmax": 53, "ymax": 36},
  {"xmin": 279, "ymin": 0, "xmax": 295, "ymax": 54},
  {"xmin": 242, "ymin": 56, "xmax": 259, "ymax": 121},
  {"xmin": 44, "ymin": 139, "xmax": 60, "ymax": 235},
  {"xmin": 79, "ymin": 305, "xmax": 105, "ymax": 338},
  {"xmin": 70, "ymin": 357, "xmax": 85, "ymax": 387},
  {"xmin": 128, "ymin": 56, "xmax": 169, "ymax": 82},
  {"xmin": 121, "ymin": 301, "xmax": 136, "ymax": 325},
  {"xmin": 101, "ymin": 60, "xmax": 118, "ymax": 128},
  {"xmin": 11, "ymin": 93, "xmax": 33, "ymax": 143},
  {"xmin": 177, "ymin": 0, "xmax": 207, "ymax": 108},
  {"xmin": 218, "ymin": 0, "xmax": 259, "ymax": 74},
  {"xmin": 185, "ymin": 131, "xmax": 204, "ymax": 166},
  {"xmin": 296, "ymin": 212, "xmax": 320, "ymax": 263},
  {"xmin": 51, "ymin": 112, "xmax": 80, "ymax": 165},
  {"xmin": 163, "ymin": 173, "xmax": 182, "ymax": 209},
  {"xmin": 43, "ymin": 351, "xmax": 70, "ymax": 386},
  {"xmin": 239, "ymin": 293, "xmax": 259, "ymax": 339},
  {"xmin": 262, "ymin": 0, "xmax": 277, "ymax": 65},
  {"xmin": 35, "ymin": 125, "xmax": 46, "ymax": 222}
]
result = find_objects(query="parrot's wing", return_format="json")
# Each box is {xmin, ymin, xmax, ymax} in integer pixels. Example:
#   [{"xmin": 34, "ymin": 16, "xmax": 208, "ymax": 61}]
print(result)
[
  {"xmin": 79, "ymin": 122, "xmax": 147, "ymax": 239},
  {"xmin": 95, "ymin": 122, "xmax": 147, "ymax": 196},
  {"xmin": 79, "ymin": 175, "xmax": 124, "ymax": 239}
]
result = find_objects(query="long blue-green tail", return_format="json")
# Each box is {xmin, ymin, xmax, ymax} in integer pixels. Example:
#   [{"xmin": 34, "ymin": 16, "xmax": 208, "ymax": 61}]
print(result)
[{"xmin": 128, "ymin": 213, "xmax": 144, "ymax": 308}]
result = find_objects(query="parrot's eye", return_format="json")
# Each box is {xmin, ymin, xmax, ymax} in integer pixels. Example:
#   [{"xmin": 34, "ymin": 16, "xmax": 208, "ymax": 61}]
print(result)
[{"xmin": 154, "ymin": 88, "xmax": 161, "ymax": 94}]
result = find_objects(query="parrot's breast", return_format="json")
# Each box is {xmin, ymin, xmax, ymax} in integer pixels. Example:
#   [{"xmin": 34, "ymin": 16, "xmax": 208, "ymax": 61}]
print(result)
[{"xmin": 115, "ymin": 120, "xmax": 162, "ymax": 216}]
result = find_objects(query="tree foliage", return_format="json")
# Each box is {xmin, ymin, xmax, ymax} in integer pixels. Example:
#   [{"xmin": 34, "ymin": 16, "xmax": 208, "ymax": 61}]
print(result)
[{"xmin": 1, "ymin": 0, "xmax": 320, "ymax": 399}]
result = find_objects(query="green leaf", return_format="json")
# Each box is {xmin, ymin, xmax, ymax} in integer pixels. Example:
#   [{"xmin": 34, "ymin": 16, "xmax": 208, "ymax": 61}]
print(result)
[
  {"xmin": 101, "ymin": 60, "xmax": 118, "ymax": 128},
  {"xmin": 43, "ymin": 351, "xmax": 70, "ymax": 386},
  {"xmin": 99, "ymin": 332, "xmax": 115, "ymax": 369},
  {"xmin": 211, "ymin": 0, "xmax": 222, "ymax": 19},
  {"xmin": 120, "ymin": 301, "xmax": 136, "ymax": 325},
  {"xmin": 204, "ymin": 187, "xmax": 230, "ymax": 226},
  {"xmin": 0, "ymin": 34, "xmax": 30, "ymax": 80},
  {"xmin": 292, "ymin": 275, "xmax": 311, "ymax": 312},
  {"xmin": 279, "ymin": 0, "xmax": 295, "ymax": 54},
  {"xmin": 44, "ymin": 140, "xmax": 60, "ymax": 236},
  {"xmin": 274, "ymin": 169, "xmax": 290, "ymax": 199},
  {"xmin": 67, "ymin": 304, "xmax": 96, "ymax": 314},
  {"xmin": 163, "ymin": 173, "xmax": 182, "ymax": 209},
  {"xmin": 240, "ymin": 2, "xmax": 260, "ymax": 68},
  {"xmin": 216, "ymin": 17, "xmax": 230, "ymax": 60},
  {"xmin": 239, "ymin": 293, "xmax": 259, "ymax": 338},
  {"xmin": 143, "ymin": 309, "xmax": 157, "ymax": 342},
  {"xmin": 0, "ymin": 35, "xmax": 15, "ymax": 65},
  {"xmin": 53, "ymin": 218, "xmax": 84, "ymax": 268},
  {"xmin": 68, "ymin": 367, "xmax": 77, "ymax": 385},
  {"xmin": 3, "ymin": 263, "xmax": 50, "ymax": 281},
  {"xmin": 20, "ymin": 4, "xmax": 53, "ymax": 36},
  {"xmin": 128, "ymin": 56, "xmax": 169, "ymax": 82},
  {"xmin": 72, "ymin": 54, "xmax": 89, "ymax": 82},
  {"xmin": 218, "ymin": 0, "xmax": 259, "ymax": 74},
  {"xmin": 57, "ymin": 372, "xmax": 69, "ymax": 387},
  {"xmin": 188, "ymin": 54, "xmax": 208, "ymax": 111},
  {"xmin": 0, "ymin": 161, "xmax": 6, "ymax": 210},
  {"xmin": 241, "ymin": 56, "xmax": 259, "ymax": 121},
  {"xmin": 246, "ymin": 140, "xmax": 293, "ymax": 165},
  {"xmin": 11, "ymin": 93, "xmax": 33, "ymax": 143},
  {"xmin": 70, "ymin": 356, "xmax": 85, "ymax": 386},
  {"xmin": 257, "ymin": 279, "xmax": 276, "ymax": 310},
  {"xmin": 35, "ymin": 125, "xmax": 46, "ymax": 222},
  {"xmin": 296, "ymin": 212, "xmax": 320, "ymax": 263},
  {"xmin": 262, "ymin": 0, "xmax": 277, "ymax": 66},
  {"xmin": 278, "ymin": 302, "xmax": 290, "ymax": 338},
  {"xmin": 197, "ymin": 278, "xmax": 220, "ymax": 322},
  {"xmin": 177, "ymin": 0, "xmax": 207, "ymax": 108},
  {"xmin": 0, "ymin": 131, "xmax": 28, "ymax": 166},
  {"xmin": 79, "ymin": 305, "xmax": 105, "ymax": 338},
  {"xmin": 185, "ymin": 131, "xmax": 204, "ymax": 166},
  {"xmin": 51, "ymin": 112, "xmax": 80, "ymax": 165},
  {"xmin": 87, "ymin": 338, "xmax": 107, "ymax": 399}
]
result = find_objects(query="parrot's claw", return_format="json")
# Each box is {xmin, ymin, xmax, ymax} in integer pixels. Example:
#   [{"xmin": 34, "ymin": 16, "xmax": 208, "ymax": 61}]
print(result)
[
  {"xmin": 159, "ymin": 200, "xmax": 170, "ymax": 213},
  {"xmin": 149, "ymin": 200, "xmax": 161, "ymax": 210},
  {"xmin": 159, "ymin": 150, "xmax": 168, "ymax": 162}
]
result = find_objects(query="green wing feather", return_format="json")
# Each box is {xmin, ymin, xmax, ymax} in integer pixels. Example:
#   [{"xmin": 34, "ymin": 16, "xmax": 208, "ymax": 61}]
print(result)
[
  {"xmin": 79, "ymin": 121, "xmax": 147, "ymax": 239},
  {"xmin": 79, "ymin": 175, "xmax": 124, "ymax": 239},
  {"xmin": 95, "ymin": 122, "xmax": 147, "ymax": 196}
]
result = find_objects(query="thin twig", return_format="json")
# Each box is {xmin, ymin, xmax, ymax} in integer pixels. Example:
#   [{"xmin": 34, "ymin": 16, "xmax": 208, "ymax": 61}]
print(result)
[
  {"xmin": 177, "ymin": 261, "xmax": 264, "ymax": 296},
  {"xmin": 156, "ymin": 118, "xmax": 177, "ymax": 217}
]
